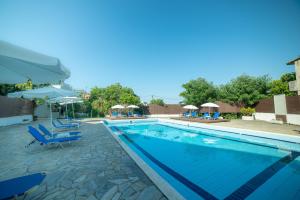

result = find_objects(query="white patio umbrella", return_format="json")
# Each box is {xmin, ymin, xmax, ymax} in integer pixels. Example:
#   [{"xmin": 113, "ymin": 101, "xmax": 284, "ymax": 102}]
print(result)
[
  {"xmin": 49, "ymin": 96, "xmax": 83, "ymax": 119},
  {"xmin": 183, "ymin": 105, "xmax": 198, "ymax": 117},
  {"xmin": 111, "ymin": 105, "xmax": 125, "ymax": 109},
  {"xmin": 8, "ymin": 86, "xmax": 77, "ymax": 127},
  {"xmin": 111, "ymin": 105, "xmax": 125, "ymax": 116},
  {"xmin": 127, "ymin": 105, "xmax": 139, "ymax": 108},
  {"xmin": 0, "ymin": 40, "xmax": 70, "ymax": 84},
  {"xmin": 127, "ymin": 105, "xmax": 139, "ymax": 116},
  {"xmin": 8, "ymin": 86, "xmax": 76, "ymax": 99},
  {"xmin": 201, "ymin": 102, "xmax": 219, "ymax": 114},
  {"xmin": 183, "ymin": 105, "xmax": 198, "ymax": 110}
]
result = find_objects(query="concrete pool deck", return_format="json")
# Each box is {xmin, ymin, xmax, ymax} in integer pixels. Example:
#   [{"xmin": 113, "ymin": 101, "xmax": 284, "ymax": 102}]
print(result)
[
  {"xmin": 0, "ymin": 119, "xmax": 165, "ymax": 200},
  {"xmin": 215, "ymin": 119, "xmax": 300, "ymax": 136}
]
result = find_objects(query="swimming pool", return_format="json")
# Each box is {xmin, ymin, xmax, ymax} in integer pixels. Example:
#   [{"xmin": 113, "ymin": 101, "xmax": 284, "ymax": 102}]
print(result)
[{"xmin": 105, "ymin": 119, "xmax": 300, "ymax": 200}]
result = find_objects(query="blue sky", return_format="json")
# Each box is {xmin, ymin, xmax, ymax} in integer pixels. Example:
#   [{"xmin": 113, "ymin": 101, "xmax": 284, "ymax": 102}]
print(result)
[{"xmin": 1, "ymin": 0, "xmax": 300, "ymax": 103}]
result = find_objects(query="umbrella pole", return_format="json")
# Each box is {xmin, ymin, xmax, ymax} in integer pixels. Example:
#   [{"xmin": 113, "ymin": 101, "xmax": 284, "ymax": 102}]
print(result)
[
  {"xmin": 66, "ymin": 104, "xmax": 68, "ymax": 120},
  {"xmin": 72, "ymin": 103, "xmax": 75, "ymax": 120},
  {"xmin": 50, "ymin": 102, "xmax": 53, "ymax": 135}
]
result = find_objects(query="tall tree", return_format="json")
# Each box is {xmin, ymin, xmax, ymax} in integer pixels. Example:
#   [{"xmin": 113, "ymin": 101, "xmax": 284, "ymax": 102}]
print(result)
[
  {"xmin": 149, "ymin": 98, "xmax": 165, "ymax": 106},
  {"xmin": 180, "ymin": 78, "xmax": 218, "ymax": 106},
  {"xmin": 269, "ymin": 72, "xmax": 296, "ymax": 96},
  {"xmin": 89, "ymin": 83, "xmax": 141, "ymax": 115},
  {"xmin": 219, "ymin": 75, "xmax": 271, "ymax": 106}
]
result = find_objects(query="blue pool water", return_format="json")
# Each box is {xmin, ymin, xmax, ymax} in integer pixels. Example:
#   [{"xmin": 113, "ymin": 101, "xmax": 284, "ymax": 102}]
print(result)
[{"xmin": 107, "ymin": 121, "xmax": 300, "ymax": 200}]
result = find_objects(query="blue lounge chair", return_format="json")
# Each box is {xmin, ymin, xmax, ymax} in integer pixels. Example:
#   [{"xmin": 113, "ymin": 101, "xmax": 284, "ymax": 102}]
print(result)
[
  {"xmin": 212, "ymin": 112, "xmax": 220, "ymax": 120},
  {"xmin": 28, "ymin": 126, "xmax": 81, "ymax": 148},
  {"xmin": 38, "ymin": 124, "xmax": 80, "ymax": 138},
  {"xmin": 191, "ymin": 111, "xmax": 198, "ymax": 118},
  {"xmin": 128, "ymin": 112, "xmax": 133, "ymax": 117},
  {"xmin": 111, "ymin": 111, "xmax": 118, "ymax": 117},
  {"xmin": 134, "ymin": 113, "xmax": 142, "ymax": 117},
  {"xmin": 0, "ymin": 173, "xmax": 46, "ymax": 200},
  {"xmin": 202, "ymin": 112, "xmax": 211, "ymax": 119},
  {"xmin": 52, "ymin": 120, "xmax": 79, "ymax": 129},
  {"xmin": 183, "ymin": 112, "xmax": 189, "ymax": 118}
]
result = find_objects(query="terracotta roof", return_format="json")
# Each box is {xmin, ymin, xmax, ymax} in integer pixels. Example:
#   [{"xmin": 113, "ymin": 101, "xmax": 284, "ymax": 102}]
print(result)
[{"xmin": 287, "ymin": 56, "xmax": 300, "ymax": 65}]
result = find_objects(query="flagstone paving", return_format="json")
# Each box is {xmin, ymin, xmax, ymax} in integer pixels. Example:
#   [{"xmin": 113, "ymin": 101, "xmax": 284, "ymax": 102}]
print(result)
[{"xmin": 0, "ymin": 120, "xmax": 166, "ymax": 200}]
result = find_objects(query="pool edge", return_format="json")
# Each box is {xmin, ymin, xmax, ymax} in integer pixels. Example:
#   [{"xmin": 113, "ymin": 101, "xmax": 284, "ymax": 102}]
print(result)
[{"xmin": 103, "ymin": 123, "xmax": 186, "ymax": 200}]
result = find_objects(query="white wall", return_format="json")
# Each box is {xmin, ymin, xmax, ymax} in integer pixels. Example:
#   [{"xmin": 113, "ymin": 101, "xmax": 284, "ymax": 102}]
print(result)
[
  {"xmin": 0, "ymin": 115, "xmax": 32, "ymax": 127},
  {"xmin": 274, "ymin": 94, "xmax": 287, "ymax": 115},
  {"xmin": 286, "ymin": 114, "xmax": 300, "ymax": 125},
  {"xmin": 254, "ymin": 112, "xmax": 276, "ymax": 122},
  {"xmin": 34, "ymin": 103, "xmax": 49, "ymax": 118}
]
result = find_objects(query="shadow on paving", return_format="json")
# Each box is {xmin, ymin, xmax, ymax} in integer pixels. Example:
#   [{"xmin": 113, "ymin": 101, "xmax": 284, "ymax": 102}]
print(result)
[{"xmin": 0, "ymin": 120, "xmax": 166, "ymax": 200}]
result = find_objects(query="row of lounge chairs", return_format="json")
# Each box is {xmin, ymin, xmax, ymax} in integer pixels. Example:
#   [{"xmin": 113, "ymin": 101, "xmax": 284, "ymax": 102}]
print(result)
[
  {"xmin": 0, "ymin": 119, "xmax": 83, "ymax": 199},
  {"xmin": 26, "ymin": 119, "xmax": 82, "ymax": 148},
  {"xmin": 183, "ymin": 112, "xmax": 220, "ymax": 120},
  {"xmin": 111, "ymin": 111, "xmax": 143, "ymax": 118}
]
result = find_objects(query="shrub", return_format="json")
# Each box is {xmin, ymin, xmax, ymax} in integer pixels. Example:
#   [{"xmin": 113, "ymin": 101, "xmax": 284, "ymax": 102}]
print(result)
[
  {"xmin": 221, "ymin": 113, "xmax": 242, "ymax": 120},
  {"xmin": 240, "ymin": 107, "xmax": 255, "ymax": 116}
]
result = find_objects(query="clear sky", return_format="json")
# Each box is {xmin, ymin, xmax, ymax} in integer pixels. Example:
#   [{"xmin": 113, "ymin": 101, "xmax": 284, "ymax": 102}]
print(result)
[{"xmin": 1, "ymin": 0, "xmax": 300, "ymax": 103}]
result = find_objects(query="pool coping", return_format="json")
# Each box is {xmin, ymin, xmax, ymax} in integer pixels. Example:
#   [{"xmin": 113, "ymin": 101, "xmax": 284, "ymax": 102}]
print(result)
[
  {"xmin": 159, "ymin": 118, "xmax": 300, "ymax": 145},
  {"xmin": 102, "ymin": 122, "xmax": 185, "ymax": 200}
]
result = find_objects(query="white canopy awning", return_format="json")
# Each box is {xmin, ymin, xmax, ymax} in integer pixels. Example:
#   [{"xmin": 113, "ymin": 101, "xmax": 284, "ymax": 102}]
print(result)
[
  {"xmin": 7, "ymin": 86, "xmax": 76, "ymax": 99},
  {"xmin": 183, "ymin": 105, "xmax": 199, "ymax": 110},
  {"xmin": 201, "ymin": 103, "xmax": 219, "ymax": 108},
  {"xmin": 0, "ymin": 40, "xmax": 70, "ymax": 84},
  {"xmin": 111, "ymin": 105, "xmax": 125, "ymax": 109},
  {"xmin": 48, "ymin": 96, "xmax": 83, "ymax": 104}
]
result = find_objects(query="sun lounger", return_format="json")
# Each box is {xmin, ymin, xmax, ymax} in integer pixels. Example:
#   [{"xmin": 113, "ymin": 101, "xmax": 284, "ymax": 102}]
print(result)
[
  {"xmin": 57, "ymin": 119, "xmax": 80, "ymax": 127},
  {"xmin": 128, "ymin": 112, "xmax": 133, "ymax": 117},
  {"xmin": 52, "ymin": 120, "xmax": 79, "ymax": 129},
  {"xmin": 0, "ymin": 173, "xmax": 46, "ymax": 200},
  {"xmin": 212, "ymin": 112, "xmax": 220, "ymax": 120},
  {"xmin": 28, "ymin": 126, "xmax": 81, "ymax": 148},
  {"xmin": 111, "ymin": 111, "xmax": 118, "ymax": 118},
  {"xmin": 191, "ymin": 111, "xmax": 198, "ymax": 117},
  {"xmin": 38, "ymin": 124, "xmax": 81, "ymax": 138},
  {"xmin": 201, "ymin": 112, "xmax": 211, "ymax": 119}
]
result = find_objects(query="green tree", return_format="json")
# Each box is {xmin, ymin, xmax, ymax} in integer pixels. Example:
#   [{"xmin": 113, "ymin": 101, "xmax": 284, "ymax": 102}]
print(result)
[
  {"xmin": 269, "ymin": 72, "xmax": 296, "ymax": 96},
  {"xmin": 180, "ymin": 78, "xmax": 218, "ymax": 106},
  {"xmin": 149, "ymin": 98, "xmax": 165, "ymax": 106},
  {"xmin": 88, "ymin": 83, "xmax": 141, "ymax": 116},
  {"xmin": 219, "ymin": 75, "xmax": 271, "ymax": 106}
]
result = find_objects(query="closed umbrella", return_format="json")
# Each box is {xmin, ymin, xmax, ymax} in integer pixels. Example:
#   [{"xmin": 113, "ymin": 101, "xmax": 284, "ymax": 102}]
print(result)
[{"xmin": 0, "ymin": 40, "xmax": 70, "ymax": 84}]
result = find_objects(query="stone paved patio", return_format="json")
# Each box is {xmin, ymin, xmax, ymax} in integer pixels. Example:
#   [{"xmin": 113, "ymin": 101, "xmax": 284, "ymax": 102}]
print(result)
[{"xmin": 0, "ymin": 120, "xmax": 166, "ymax": 200}]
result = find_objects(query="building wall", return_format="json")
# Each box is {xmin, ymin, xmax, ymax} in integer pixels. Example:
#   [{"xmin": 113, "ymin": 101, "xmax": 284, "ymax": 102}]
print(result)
[
  {"xmin": 254, "ymin": 113, "xmax": 276, "ymax": 121},
  {"xmin": 0, "ymin": 96, "xmax": 34, "ymax": 126},
  {"xmin": 255, "ymin": 98, "xmax": 275, "ymax": 113},
  {"xmin": 295, "ymin": 60, "xmax": 300, "ymax": 95},
  {"xmin": 145, "ymin": 104, "xmax": 184, "ymax": 115},
  {"xmin": 144, "ymin": 102, "xmax": 241, "ymax": 116},
  {"xmin": 286, "ymin": 96, "xmax": 300, "ymax": 114},
  {"xmin": 254, "ymin": 95, "xmax": 300, "ymax": 125},
  {"xmin": 0, "ymin": 96, "xmax": 33, "ymax": 117}
]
